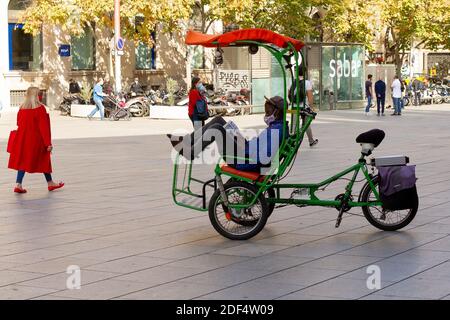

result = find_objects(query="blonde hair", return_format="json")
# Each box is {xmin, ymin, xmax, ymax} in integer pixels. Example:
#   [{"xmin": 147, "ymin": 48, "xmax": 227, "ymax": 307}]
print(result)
[{"xmin": 21, "ymin": 87, "xmax": 41, "ymax": 109}]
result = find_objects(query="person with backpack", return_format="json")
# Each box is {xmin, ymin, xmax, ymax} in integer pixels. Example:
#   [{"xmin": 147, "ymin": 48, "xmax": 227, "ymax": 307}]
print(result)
[
  {"xmin": 188, "ymin": 76, "xmax": 209, "ymax": 130},
  {"xmin": 289, "ymin": 67, "xmax": 318, "ymax": 147}
]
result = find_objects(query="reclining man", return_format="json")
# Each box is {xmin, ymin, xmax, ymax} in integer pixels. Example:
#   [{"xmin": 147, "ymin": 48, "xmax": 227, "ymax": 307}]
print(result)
[{"xmin": 168, "ymin": 96, "xmax": 289, "ymax": 173}]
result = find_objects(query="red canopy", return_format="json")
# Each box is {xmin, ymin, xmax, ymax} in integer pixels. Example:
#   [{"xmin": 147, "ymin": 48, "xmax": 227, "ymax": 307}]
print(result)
[{"xmin": 185, "ymin": 28, "xmax": 304, "ymax": 51}]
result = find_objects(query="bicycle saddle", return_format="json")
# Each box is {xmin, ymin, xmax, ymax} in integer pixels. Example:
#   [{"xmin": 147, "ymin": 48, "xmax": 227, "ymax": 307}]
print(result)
[{"xmin": 356, "ymin": 129, "xmax": 385, "ymax": 147}]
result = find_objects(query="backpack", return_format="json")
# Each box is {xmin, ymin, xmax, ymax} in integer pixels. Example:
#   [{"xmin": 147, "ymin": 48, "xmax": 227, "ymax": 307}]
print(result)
[
  {"xmin": 195, "ymin": 98, "xmax": 209, "ymax": 121},
  {"xmin": 289, "ymin": 79, "xmax": 305, "ymax": 105},
  {"xmin": 378, "ymin": 165, "xmax": 418, "ymax": 210}
]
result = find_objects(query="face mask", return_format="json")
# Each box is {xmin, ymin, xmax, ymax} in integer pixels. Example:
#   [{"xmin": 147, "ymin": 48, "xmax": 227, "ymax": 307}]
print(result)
[
  {"xmin": 196, "ymin": 83, "xmax": 206, "ymax": 93},
  {"xmin": 264, "ymin": 112, "xmax": 276, "ymax": 126}
]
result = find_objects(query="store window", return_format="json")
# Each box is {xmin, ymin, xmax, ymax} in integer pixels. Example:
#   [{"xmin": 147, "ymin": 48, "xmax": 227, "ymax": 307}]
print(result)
[
  {"xmin": 351, "ymin": 46, "xmax": 364, "ymax": 100},
  {"xmin": 135, "ymin": 33, "xmax": 156, "ymax": 70},
  {"xmin": 8, "ymin": 23, "xmax": 42, "ymax": 71},
  {"xmin": 71, "ymin": 26, "xmax": 95, "ymax": 70},
  {"xmin": 320, "ymin": 44, "xmax": 364, "ymax": 108}
]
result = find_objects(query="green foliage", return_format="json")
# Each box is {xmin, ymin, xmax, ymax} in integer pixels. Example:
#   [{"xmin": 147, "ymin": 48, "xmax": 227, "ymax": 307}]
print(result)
[
  {"xmin": 79, "ymin": 82, "xmax": 93, "ymax": 104},
  {"xmin": 166, "ymin": 78, "xmax": 178, "ymax": 106}
]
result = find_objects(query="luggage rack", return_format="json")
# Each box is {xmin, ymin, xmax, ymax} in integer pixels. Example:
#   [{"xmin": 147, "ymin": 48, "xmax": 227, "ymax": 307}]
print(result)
[
  {"xmin": 172, "ymin": 153, "xmax": 217, "ymax": 211},
  {"xmin": 370, "ymin": 155, "xmax": 409, "ymax": 167}
]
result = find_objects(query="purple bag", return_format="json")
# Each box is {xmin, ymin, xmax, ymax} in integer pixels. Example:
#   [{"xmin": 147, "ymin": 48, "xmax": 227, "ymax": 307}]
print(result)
[{"xmin": 378, "ymin": 165, "xmax": 417, "ymax": 196}]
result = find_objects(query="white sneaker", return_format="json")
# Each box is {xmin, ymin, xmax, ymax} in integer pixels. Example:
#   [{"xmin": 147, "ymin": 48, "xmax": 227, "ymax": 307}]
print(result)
[{"xmin": 365, "ymin": 112, "xmax": 370, "ymax": 116}]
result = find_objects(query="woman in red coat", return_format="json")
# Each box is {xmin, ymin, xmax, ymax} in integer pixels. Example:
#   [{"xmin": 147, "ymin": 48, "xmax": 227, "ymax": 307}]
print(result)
[
  {"xmin": 188, "ymin": 76, "xmax": 208, "ymax": 130},
  {"xmin": 8, "ymin": 87, "xmax": 64, "ymax": 193}
]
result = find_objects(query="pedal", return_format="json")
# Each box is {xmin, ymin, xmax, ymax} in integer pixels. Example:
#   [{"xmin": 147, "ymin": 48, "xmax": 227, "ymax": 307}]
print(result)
[{"xmin": 335, "ymin": 208, "xmax": 345, "ymax": 228}]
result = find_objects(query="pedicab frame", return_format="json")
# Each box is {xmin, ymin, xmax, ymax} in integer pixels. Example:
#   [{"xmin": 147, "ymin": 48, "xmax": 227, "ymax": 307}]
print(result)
[{"xmin": 172, "ymin": 29, "xmax": 417, "ymax": 240}]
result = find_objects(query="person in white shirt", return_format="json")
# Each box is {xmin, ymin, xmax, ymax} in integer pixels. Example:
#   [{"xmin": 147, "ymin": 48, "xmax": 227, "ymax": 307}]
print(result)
[{"xmin": 391, "ymin": 75, "xmax": 402, "ymax": 116}]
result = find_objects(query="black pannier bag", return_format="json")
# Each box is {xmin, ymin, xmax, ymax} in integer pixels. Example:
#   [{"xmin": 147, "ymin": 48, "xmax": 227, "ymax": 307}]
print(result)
[{"xmin": 378, "ymin": 165, "xmax": 418, "ymax": 211}]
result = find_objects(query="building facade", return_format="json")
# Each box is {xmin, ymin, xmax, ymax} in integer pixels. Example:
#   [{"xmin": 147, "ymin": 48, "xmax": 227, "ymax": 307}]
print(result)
[{"xmin": 0, "ymin": 0, "xmax": 193, "ymax": 111}]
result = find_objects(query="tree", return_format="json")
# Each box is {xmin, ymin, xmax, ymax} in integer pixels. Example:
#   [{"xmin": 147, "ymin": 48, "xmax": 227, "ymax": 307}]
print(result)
[
  {"xmin": 321, "ymin": 0, "xmax": 377, "ymax": 51},
  {"xmin": 20, "ymin": 0, "xmax": 193, "ymax": 45},
  {"xmin": 380, "ymin": 0, "xmax": 450, "ymax": 76}
]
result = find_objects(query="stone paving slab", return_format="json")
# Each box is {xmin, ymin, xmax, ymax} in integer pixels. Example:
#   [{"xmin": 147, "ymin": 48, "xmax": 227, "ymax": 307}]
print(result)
[{"xmin": 1, "ymin": 105, "xmax": 450, "ymax": 299}]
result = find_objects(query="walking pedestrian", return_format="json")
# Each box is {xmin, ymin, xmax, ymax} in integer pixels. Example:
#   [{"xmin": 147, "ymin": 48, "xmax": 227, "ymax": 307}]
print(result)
[
  {"xmin": 289, "ymin": 67, "xmax": 318, "ymax": 147},
  {"xmin": 365, "ymin": 74, "xmax": 373, "ymax": 116},
  {"xmin": 374, "ymin": 77, "xmax": 386, "ymax": 116},
  {"xmin": 391, "ymin": 75, "xmax": 402, "ymax": 116},
  {"xmin": 87, "ymin": 78, "xmax": 107, "ymax": 120},
  {"xmin": 7, "ymin": 87, "xmax": 64, "ymax": 194}
]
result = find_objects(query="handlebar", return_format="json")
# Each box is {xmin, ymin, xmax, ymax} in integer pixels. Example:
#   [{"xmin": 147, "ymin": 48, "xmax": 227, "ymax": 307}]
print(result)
[{"xmin": 299, "ymin": 107, "xmax": 317, "ymax": 118}]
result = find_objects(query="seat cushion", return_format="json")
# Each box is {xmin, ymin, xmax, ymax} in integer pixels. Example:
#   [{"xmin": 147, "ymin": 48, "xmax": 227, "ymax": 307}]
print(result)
[
  {"xmin": 356, "ymin": 129, "xmax": 385, "ymax": 147},
  {"xmin": 221, "ymin": 165, "xmax": 262, "ymax": 181}
]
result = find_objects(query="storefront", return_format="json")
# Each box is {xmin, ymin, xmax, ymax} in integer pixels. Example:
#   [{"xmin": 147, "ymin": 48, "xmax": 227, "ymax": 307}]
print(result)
[
  {"xmin": 303, "ymin": 43, "xmax": 366, "ymax": 110},
  {"xmin": 0, "ymin": 0, "xmax": 187, "ymax": 111}
]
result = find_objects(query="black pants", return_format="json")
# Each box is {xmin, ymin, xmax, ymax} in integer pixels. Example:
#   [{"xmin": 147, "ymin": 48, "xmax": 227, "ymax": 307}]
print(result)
[
  {"xmin": 376, "ymin": 96, "xmax": 385, "ymax": 114},
  {"xmin": 176, "ymin": 116, "xmax": 243, "ymax": 163}
]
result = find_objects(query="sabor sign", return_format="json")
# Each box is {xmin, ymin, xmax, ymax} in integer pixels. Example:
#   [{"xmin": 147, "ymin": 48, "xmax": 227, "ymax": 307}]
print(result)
[{"xmin": 218, "ymin": 70, "xmax": 250, "ymax": 91}]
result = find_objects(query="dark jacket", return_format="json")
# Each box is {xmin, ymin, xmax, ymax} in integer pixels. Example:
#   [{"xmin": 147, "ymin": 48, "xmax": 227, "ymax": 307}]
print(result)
[
  {"xmin": 374, "ymin": 80, "xmax": 386, "ymax": 98},
  {"xmin": 130, "ymin": 82, "xmax": 144, "ymax": 95},
  {"xmin": 235, "ymin": 119, "xmax": 288, "ymax": 172}
]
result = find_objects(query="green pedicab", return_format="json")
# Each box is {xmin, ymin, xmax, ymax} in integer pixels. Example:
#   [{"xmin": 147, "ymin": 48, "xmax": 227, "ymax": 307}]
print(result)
[{"xmin": 172, "ymin": 29, "xmax": 418, "ymax": 240}]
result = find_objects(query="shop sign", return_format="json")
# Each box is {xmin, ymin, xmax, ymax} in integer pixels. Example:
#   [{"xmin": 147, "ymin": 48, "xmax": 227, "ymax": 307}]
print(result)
[
  {"xmin": 58, "ymin": 44, "xmax": 71, "ymax": 57},
  {"xmin": 329, "ymin": 53, "xmax": 361, "ymax": 78}
]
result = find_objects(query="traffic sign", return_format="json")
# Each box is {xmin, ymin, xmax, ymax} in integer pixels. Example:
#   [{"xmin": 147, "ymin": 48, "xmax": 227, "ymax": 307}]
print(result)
[{"xmin": 116, "ymin": 37, "xmax": 124, "ymax": 51}]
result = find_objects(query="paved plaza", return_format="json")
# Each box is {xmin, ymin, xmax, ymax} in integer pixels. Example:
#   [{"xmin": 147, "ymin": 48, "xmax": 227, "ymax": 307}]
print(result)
[{"xmin": 0, "ymin": 105, "xmax": 450, "ymax": 300}]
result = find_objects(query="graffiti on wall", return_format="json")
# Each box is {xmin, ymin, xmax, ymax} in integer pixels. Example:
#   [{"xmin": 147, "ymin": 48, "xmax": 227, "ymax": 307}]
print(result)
[{"xmin": 218, "ymin": 70, "xmax": 250, "ymax": 91}]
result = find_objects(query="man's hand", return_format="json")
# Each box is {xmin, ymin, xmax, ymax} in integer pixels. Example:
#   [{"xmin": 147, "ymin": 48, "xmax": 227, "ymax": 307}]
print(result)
[{"xmin": 47, "ymin": 146, "xmax": 53, "ymax": 152}]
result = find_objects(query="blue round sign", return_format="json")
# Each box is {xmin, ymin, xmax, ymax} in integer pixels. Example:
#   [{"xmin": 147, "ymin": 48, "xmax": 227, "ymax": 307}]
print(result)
[{"xmin": 116, "ymin": 38, "xmax": 124, "ymax": 50}]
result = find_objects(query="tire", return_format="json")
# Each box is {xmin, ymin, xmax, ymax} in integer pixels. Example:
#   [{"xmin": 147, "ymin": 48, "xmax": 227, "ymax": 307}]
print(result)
[
  {"xmin": 143, "ymin": 105, "xmax": 150, "ymax": 117},
  {"xmin": 209, "ymin": 181, "xmax": 269, "ymax": 240},
  {"xmin": 265, "ymin": 187, "xmax": 276, "ymax": 217},
  {"xmin": 403, "ymin": 97, "xmax": 409, "ymax": 107},
  {"xmin": 130, "ymin": 102, "xmax": 144, "ymax": 117},
  {"xmin": 360, "ymin": 176, "xmax": 418, "ymax": 231}
]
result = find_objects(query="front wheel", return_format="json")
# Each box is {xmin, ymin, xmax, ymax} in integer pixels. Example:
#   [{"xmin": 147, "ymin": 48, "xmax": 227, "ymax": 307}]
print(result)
[
  {"xmin": 209, "ymin": 181, "xmax": 269, "ymax": 240},
  {"xmin": 129, "ymin": 102, "xmax": 145, "ymax": 117},
  {"xmin": 360, "ymin": 176, "xmax": 418, "ymax": 231}
]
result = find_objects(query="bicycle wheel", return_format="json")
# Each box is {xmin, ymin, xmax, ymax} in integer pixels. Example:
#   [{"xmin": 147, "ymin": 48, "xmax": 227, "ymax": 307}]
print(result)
[
  {"xmin": 360, "ymin": 176, "xmax": 417, "ymax": 231},
  {"xmin": 265, "ymin": 187, "xmax": 276, "ymax": 217},
  {"xmin": 130, "ymin": 102, "xmax": 145, "ymax": 117},
  {"xmin": 209, "ymin": 181, "xmax": 269, "ymax": 240}
]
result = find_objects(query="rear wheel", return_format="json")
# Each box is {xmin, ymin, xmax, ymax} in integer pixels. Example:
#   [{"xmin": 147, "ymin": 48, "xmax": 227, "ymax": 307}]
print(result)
[
  {"xmin": 265, "ymin": 187, "xmax": 276, "ymax": 217},
  {"xmin": 360, "ymin": 176, "xmax": 418, "ymax": 231},
  {"xmin": 209, "ymin": 181, "xmax": 269, "ymax": 240}
]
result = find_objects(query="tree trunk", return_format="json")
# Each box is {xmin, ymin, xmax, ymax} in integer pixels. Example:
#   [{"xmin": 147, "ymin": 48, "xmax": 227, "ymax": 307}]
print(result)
[{"xmin": 390, "ymin": 27, "xmax": 401, "ymax": 76}]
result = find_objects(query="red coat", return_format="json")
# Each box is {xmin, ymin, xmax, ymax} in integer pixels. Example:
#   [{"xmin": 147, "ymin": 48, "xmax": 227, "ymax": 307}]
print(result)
[
  {"xmin": 8, "ymin": 105, "xmax": 52, "ymax": 173},
  {"xmin": 188, "ymin": 89, "xmax": 207, "ymax": 117}
]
